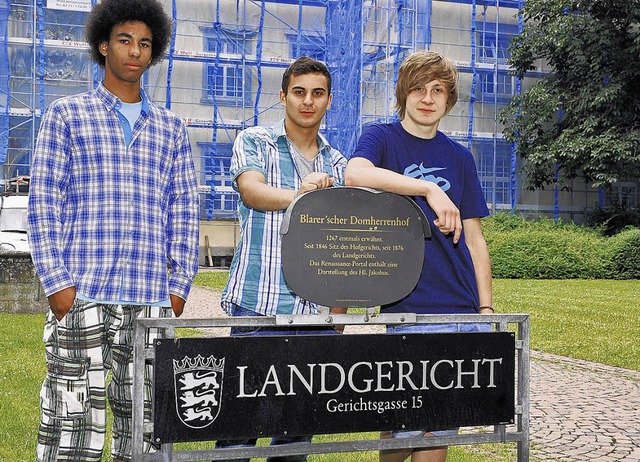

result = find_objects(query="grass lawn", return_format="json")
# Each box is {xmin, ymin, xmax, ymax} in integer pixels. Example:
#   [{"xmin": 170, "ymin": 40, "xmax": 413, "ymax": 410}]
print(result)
[
  {"xmin": 494, "ymin": 279, "xmax": 639, "ymax": 370},
  {"xmin": 0, "ymin": 314, "xmax": 44, "ymax": 462},
  {"xmin": 0, "ymin": 277, "xmax": 637, "ymax": 461}
]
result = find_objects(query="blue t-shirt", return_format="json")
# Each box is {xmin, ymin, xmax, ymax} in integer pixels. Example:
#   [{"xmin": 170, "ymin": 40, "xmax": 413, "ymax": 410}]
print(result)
[{"xmin": 351, "ymin": 122, "xmax": 489, "ymax": 315}]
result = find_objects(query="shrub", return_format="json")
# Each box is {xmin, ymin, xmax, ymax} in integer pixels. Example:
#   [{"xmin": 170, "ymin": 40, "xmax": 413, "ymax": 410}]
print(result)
[
  {"xmin": 483, "ymin": 213, "xmax": 608, "ymax": 279},
  {"xmin": 584, "ymin": 203, "xmax": 640, "ymax": 236},
  {"xmin": 605, "ymin": 228, "xmax": 640, "ymax": 279}
]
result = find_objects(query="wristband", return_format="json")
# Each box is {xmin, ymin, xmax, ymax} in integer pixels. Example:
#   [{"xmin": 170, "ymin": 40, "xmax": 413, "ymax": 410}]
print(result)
[{"xmin": 479, "ymin": 305, "xmax": 494, "ymax": 313}]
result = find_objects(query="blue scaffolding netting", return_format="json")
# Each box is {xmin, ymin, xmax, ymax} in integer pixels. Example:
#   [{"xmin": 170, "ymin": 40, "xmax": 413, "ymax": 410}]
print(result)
[{"xmin": 0, "ymin": 0, "xmax": 526, "ymax": 221}]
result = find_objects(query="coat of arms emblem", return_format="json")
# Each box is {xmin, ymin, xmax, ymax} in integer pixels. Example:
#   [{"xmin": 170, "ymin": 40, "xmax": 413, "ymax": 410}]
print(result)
[{"xmin": 173, "ymin": 354, "xmax": 225, "ymax": 429}]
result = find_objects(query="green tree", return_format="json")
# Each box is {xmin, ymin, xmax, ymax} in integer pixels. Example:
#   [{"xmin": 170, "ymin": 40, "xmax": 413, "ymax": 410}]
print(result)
[{"xmin": 500, "ymin": 0, "xmax": 640, "ymax": 190}]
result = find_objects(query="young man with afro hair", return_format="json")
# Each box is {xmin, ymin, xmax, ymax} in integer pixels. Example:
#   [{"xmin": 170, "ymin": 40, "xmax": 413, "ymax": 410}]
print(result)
[{"xmin": 28, "ymin": 0, "xmax": 199, "ymax": 460}]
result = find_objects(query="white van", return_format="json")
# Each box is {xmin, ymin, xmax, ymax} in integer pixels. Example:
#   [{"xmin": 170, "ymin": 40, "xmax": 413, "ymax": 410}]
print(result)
[{"xmin": 0, "ymin": 194, "xmax": 30, "ymax": 252}]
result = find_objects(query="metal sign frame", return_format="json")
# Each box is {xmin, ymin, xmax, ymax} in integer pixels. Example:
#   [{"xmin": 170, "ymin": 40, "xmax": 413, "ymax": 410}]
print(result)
[{"xmin": 132, "ymin": 313, "xmax": 530, "ymax": 461}]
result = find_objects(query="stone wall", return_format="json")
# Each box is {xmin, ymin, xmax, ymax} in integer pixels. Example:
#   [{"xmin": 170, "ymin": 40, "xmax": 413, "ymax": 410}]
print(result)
[{"xmin": 0, "ymin": 251, "xmax": 48, "ymax": 314}]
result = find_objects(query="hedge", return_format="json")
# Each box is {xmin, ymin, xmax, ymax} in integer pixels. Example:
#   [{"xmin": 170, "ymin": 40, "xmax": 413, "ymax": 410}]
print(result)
[
  {"xmin": 482, "ymin": 213, "xmax": 639, "ymax": 279},
  {"xmin": 605, "ymin": 228, "xmax": 640, "ymax": 279}
]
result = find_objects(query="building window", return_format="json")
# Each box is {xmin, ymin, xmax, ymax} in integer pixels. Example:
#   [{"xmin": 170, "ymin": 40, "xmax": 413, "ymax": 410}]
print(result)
[
  {"xmin": 4, "ymin": 117, "xmax": 33, "ymax": 179},
  {"xmin": 476, "ymin": 69, "xmax": 514, "ymax": 103},
  {"xmin": 475, "ymin": 22, "xmax": 519, "ymax": 65},
  {"xmin": 607, "ymin": 179, "xmax": 638, "ymax": 207},
  {"xmin": 474, "ymin": 140, "xmax": 513, "ymax": 209},
  {"xmin": 198, "ymin": 142, "xmax": 238, "ymax": 219},
  {"xmin": 201, "ymin": 26, "xmax": 255, "ymax": 106},
  {"xmin": 286, "ymin": 33, "xmax": 326, "ymax": 61}
]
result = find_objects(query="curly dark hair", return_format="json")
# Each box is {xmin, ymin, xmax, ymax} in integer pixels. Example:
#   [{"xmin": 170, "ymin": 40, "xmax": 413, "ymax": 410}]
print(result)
[
  {"xmin": 85, "ymin": 0, "xmax": 172, "ymax": 67},
  {"xmin": 281, "ymin": 56, "xmax": 332, "ymax": 95}
]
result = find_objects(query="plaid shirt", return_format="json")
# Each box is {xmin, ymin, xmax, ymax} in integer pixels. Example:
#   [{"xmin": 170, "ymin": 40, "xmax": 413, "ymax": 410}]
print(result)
[
  {"xmin": 28, "ymin": 83, "xmax": 199, "ymax": 304},
  {"xmin": 221, "ymin": 119, "xmax": 347, "ymax": 316}
]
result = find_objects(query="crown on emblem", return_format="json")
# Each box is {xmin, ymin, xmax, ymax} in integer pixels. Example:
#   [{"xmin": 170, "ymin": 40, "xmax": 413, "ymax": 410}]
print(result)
[{"xmin": 173, "ymin": 355, "xmax": 225, "ymax": 374}]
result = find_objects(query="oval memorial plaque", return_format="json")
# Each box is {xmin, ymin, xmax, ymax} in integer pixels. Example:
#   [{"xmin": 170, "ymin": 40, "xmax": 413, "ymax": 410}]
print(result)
[{"xmin": 280, "ymin": 187, "xmax": 430, "ymax": 307}]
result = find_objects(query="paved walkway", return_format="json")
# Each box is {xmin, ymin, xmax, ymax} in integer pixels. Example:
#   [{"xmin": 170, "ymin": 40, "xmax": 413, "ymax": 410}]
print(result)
[
  {"xmin": 184, "ymin": 285, "xmax": 640, "ymax": 461},
  {"xmin": 529, "ymin": 351, "xmax": 640, "ymax": 461}
]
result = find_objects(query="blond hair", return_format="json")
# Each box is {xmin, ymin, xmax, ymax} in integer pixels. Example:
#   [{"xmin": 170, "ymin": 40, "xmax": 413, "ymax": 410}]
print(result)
[{"xmin": 394, "ymin": 51, "xmax": 459, "ymax": 119}]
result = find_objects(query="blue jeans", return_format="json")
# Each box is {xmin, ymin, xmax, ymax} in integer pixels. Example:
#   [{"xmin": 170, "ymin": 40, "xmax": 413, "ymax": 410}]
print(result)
[
  {"xmin": 214, "ymin": 305, "xmax": 338, "ymax": 461},
  {"xmin": 387, "ymin": 321, "xmax": 492, "ymax": 438},
  {"xmin": 229, "ymin": 305, "xmax": 339, "ymax": 337}
]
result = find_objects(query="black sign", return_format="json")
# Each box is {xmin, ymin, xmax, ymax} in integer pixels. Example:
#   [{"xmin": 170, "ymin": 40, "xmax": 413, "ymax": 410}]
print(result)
[
  {"xmin": 280, "ymin": 187, "xmax": 431, "ymax": 307},
  {"xmin": 154, "ymin": 332, "xmax": 515, "ymax": 443}
]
